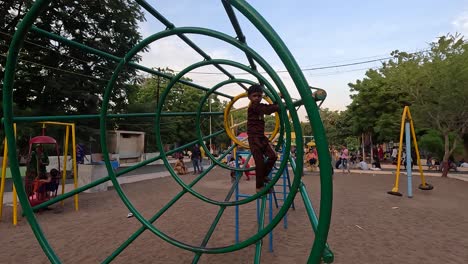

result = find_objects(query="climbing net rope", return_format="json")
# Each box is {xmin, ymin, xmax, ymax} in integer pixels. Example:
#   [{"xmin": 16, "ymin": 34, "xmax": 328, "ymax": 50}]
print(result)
[{"xmin": 2, "ymin": 0, "xmax": 333, "ymax": 263}]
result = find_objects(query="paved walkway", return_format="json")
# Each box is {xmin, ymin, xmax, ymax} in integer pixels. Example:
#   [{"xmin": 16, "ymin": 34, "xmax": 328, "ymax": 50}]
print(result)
[{"xmin": 2, "ymin": 161, "xmax": 467, "ymax": 205}]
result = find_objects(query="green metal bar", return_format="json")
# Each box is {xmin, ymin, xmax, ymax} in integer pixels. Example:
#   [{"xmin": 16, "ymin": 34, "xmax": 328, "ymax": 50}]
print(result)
[
  {"xmin": 192, "ymin": 165, "xmax": 244, "ymax": 263},
  {"xmin": 1, "ymin": 0, "xmax": 61, "ymax": 263},
  {"xmin": 30, "ymin": 26, "xmax": 233, "ymax": 99},
  {"xmin": 254, "ymin": 195, "xmax": 267, "ymax": 264},
  {"xmin": 135, "ymin": 0, "xmax": 248, "ymax": 91},
  {"xmin": 103, "ymin": 145, "xmax": 237, "ymax": 263},
  {"xmin": 102, "ymin": 55, "xmax": 249, "ymax": 255},
  {"xmin": 221, "ymin": 0, "xmax": 258, "ymax": 72},
  {"xmin": 3, "ymin": 111, "xmax": 224, "ymax": 123},
  {"xmin": 32, "ymin": 130, "xmax": 225, "ymax": 211},
  {"xmin": 196, "ymin": 78, "xmax": 276, "ymax": 172},
  {"xmin": 299, "ymin": 183, "xmax": 334, "ymax": 263},
  {"xmin": 99, "ymin": 26, "xmax": 297, "ymax": 254},
  {"xmin": 195, "ymin": 77, "xmax": 257, "ymax": 174},
  {"xmin": 160, "ymin": 58, "xmax": 285, "ymax": 206},
  {"xmin": 230, "ymin": 1, "xmax": 332, "ymax": 263},
  {"xmin": 1, "ymin": 1, "xmax": 332, "ymax": 263}
]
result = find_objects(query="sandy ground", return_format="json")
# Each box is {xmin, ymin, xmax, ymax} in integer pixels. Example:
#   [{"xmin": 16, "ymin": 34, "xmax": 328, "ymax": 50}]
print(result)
[{"xmin": 1, "ymin": 168, "xmax": 467, "ymax": 264}]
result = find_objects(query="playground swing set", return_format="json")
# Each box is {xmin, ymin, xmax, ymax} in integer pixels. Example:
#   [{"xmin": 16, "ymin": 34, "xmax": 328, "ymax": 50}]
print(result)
[{"xmin": 0, "ymin": 121, "xmax": 79, "ymax": 225}]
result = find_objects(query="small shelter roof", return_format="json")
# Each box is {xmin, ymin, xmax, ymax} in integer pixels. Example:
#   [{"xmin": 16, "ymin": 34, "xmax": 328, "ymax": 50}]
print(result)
[{"xmin": 29, "ymin": 136, "xmax": 57, "ymax": 145}]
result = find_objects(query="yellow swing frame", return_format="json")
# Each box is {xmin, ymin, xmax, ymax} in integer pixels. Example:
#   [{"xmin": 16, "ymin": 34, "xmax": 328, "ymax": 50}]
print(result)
[
  {"xmin": 0, "ymin": 122, "xmax": 79, "ymax": 225},
  {"xmin": 388, "ymin": 106, "xmax": 433, "ymax": 196}
]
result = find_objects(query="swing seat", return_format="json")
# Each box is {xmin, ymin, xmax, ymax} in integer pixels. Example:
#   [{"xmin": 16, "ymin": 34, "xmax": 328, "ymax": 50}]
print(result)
[{"xmin": 418, "ymin": 183, "xmax": 434, "ymax": 191}]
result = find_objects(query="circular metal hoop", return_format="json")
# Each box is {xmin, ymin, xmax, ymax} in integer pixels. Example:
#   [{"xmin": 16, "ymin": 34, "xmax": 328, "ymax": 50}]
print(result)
[{"xmin": 223, "ymin": 92, "xmax": 280, "ymax": 149}]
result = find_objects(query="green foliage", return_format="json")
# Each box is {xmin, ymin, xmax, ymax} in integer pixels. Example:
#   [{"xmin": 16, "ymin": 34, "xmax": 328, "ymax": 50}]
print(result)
[
  {"xmin": 344, "ymin": 136, "xmax": 360, "ymax": 151},
  {"xmin": 419, "ymin": 129, "xmax": 444, "ymax": 159},
  {"xmin": 419, "ymin": 129, "xmax": 465, "ymax": 160},
  {"xmin": 311, "ymin": 108, "xmax": 353, "ymax": 148},
  {"xmin": 121, "ymin": 69, "xmax": 229, "ymax": 151},
  {"xmin": 347, "ymin": 34, "xmax": 468, "ymax": 164},
  {"xmin": 1, "ymin": 0, "xmax": 146, "ymax": 149},
  {"xmin": 347, "ymin": 69, "xmax": 408, "ymax": 142},
  {"xmin": 265, "ymin": 115, "xmax": 277, "ymax": 133}
]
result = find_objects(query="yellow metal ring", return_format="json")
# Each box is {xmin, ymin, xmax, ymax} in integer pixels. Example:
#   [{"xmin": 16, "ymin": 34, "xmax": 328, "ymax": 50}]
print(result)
[{"xmin": 224, "ymin": 92, "xmax": 280, "ymax": 149}]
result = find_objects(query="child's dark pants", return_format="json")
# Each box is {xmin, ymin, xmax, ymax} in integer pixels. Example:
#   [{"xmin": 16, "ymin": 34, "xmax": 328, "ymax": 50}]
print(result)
[{"xmin": 248, "ymin": 136, "xmax": 277, "ymax": 189}]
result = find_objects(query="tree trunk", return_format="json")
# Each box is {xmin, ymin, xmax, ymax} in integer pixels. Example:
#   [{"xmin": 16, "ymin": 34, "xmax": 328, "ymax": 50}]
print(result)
[
  {"xmin": 361, "ymin": 133, "xmax": 365, "ymax": 161},
  {"xmin": 441, "ymin": 132, "xmax": 458, "ymax": 177},
  {"xmin": 464, "ymin": 133, "xmax": 468, "ymax": 160},
  {"xmin": 441, "ymin": 133, "xmax": 450, "ymax": 177},
  {"xmin": 441, "ymin": 161, "xmax": 449, "ymax": 177}
]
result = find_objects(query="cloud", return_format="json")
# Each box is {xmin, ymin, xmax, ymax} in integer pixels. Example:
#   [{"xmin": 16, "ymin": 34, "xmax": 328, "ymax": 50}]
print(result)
[
  {"xmin": 452, "ymin": 12, "xmax": 468, "ymax": 36},
  {"xmin": 140, "ymin": 37, "xmax": 201, "ymax": 71}
]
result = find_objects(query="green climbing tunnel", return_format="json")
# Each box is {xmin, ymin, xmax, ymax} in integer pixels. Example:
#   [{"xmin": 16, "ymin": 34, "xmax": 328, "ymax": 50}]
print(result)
[{"xmin": 1, "ymin": 0, "xmax": 333, "ymax": 263}]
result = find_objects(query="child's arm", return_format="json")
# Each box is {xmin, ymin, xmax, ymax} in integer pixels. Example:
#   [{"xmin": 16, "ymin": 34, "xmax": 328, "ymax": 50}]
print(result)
[
  {"xmin": 256, "ymin": 103, "xmax": 280, "ymax": 115},
  {"xmin": 256, "ymin": 93, "xmax": 289, "ymax": 115}
]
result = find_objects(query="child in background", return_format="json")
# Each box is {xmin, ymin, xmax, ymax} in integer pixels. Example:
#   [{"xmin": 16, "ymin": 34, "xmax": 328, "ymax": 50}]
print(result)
[
  {"xmin": 228, "ymin": 157, "xmax": 236, "ymax": 183},
  {"xmin": 174, "ymin": 156, "xmax": 188, "ymax": 175}
]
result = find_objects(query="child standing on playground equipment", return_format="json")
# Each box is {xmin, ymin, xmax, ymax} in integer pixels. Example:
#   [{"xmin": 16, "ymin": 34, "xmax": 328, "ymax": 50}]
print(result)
[{"xmin": 246, "ymin": 84, "xmax": 281, "ymax": 193}]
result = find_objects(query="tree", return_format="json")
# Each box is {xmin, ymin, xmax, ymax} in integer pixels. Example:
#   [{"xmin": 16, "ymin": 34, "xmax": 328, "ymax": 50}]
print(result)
[
  {"xmin": 1, "ymin": 0, "xmax": 146, "ymax": 149},
  {"xmin": 348, "ymin": 34, "xmax": 468, "ymax": 176},
  {"xmin": 1, "ymin": 0, "xmax": 145, "ymax": 115},
  {"xmin": 317, "ymin": 108, "xmax": 352, "ymax": 147},
  {"xmin": 348, "ymin": 68, "xmax": 408, "ymax": 146},
  {"xmin": 390, "ymin": 35, "xmax": 468, "ymax": 176},
  {"xmin": 123, "ymin": 68, "xmax": 228, "ymax": 151}
]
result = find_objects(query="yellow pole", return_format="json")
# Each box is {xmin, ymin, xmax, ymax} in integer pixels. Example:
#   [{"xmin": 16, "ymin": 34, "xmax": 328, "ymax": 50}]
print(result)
[
  {"xmin": 390, "ymin": 106, "xmax": 409, "ymax": 193},
  {"xmin": 0, "ymin": 138, "xmax": 9, "ymax": 220},
  {"xmin": 13, "ymin": 186, "xmax": 17, "ymax": 225},
  {"xmin": 71, "ymin": 124, "xmax": 79, "ymax": 211},
  {"xmin": 61, "ymin": 126, "xmax": 70, "ymax": 206},
  {"xmin": 407, "ymin": 109, "xmax": 428, "ymax": 187},
  {"xmin": 12, "ymin": 124, "xmax": 18, "ymax": 225}
]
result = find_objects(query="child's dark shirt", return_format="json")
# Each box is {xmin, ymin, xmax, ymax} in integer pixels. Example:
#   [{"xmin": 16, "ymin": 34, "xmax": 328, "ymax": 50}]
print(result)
[{"xmin": 247, "ymin": 102, "xmax": 279, "ymax": 137}]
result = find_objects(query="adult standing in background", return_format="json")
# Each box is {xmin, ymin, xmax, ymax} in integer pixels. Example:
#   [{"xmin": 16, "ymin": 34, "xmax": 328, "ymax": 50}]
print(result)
[
  {"xmin": 341, "ymin": 145, "xmax": 350, "ymax": 173},
  {"xmin": 199, "ymin": 144, "xmax": 205, "ymax": 172},
  {"xmin": 191, "ymin": 144, "xmax": 202, "ymax": 174}
]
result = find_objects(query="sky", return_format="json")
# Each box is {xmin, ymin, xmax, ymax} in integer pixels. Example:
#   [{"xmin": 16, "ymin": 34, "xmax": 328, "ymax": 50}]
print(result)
[{"xmin": 136, "ymin": 0, "xmax": 468, "ymax": 116}]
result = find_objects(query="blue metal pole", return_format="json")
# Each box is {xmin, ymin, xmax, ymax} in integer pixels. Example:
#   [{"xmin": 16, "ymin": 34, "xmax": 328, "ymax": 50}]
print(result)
[
  {"xmin": 282, "ymin": 166, "xmax": 288, "ymax": 229},
  {"xmin": 235, "ymin": 152, "xmax": 240, "ymax": 243},
  {"xmin": 269, "ymin": 193, "xmax": 273, "ymax": 252},
  {"xmin": 256, "ymin": 197, "xmax": 260, "ymax": 221},
  {"xmin": 405, "ymin": 121, "xmax": 413, "ymax": 198}
]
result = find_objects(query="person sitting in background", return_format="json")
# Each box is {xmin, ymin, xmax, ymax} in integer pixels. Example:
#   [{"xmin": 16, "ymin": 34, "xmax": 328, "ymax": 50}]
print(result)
[
  {"xmin": 173, "ymin": 156, "xmax": 188, "ymax": 175},
  {"xmin": 434, "ymin": 159, "xmax": 441, "ymax": 171},
  {"xmin": 305, "ymin": 149, "xmax": 317, "ymax": 167},
  {"xmin": 358, "ymin": 158, "xmax": 369, "ymax": 170},
  {"xmin": 349, "ymin": 153, "xmax": 357, "ymax": 168},
  {"xmin": 448, "ymin": 156, "xmax": 458, "ymax": 172},
  {"xmin": 459, "ymin": 159, "xmax": 468, "ymax": 168},
  {"xmin": 426, "ymin": 156, "xmax": 437, "ymax": 170}
]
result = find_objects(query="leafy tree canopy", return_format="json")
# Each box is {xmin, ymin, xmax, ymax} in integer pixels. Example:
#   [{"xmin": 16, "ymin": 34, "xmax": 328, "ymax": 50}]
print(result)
[
  {"xmin": 347, "ymin": 33, "xmax": 468, "ymax": 171},
  {"xmin": 1, "ymin": 0, "xmax": 146, "ymax": 150}
]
